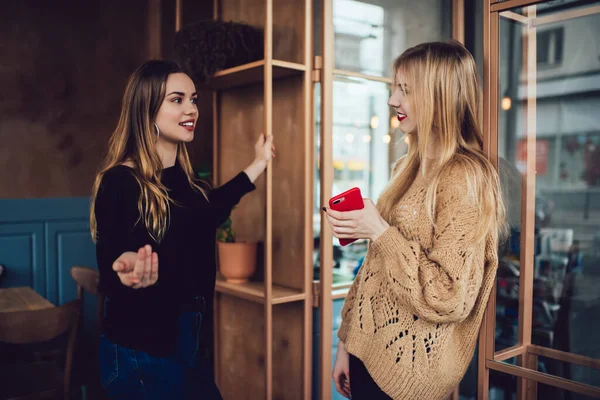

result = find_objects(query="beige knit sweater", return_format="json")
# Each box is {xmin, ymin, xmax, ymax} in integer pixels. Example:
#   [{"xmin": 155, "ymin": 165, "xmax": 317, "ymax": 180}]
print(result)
[{"xmin": 338, "ymin": 161, "xmax": 499, "ymax": 400}]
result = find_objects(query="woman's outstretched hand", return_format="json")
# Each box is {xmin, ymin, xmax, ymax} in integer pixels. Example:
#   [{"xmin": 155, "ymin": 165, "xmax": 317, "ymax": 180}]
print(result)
[
  {"xmin": 112, "ymin": 245, "xmax": 158, "ymax": 289},
  {"xmin": 244, "ymin": 133, "xmax": 275, "ymax": 183}
]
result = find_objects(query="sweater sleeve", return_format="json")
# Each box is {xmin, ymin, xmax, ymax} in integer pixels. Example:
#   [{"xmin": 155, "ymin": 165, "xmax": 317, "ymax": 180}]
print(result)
[
  {"xmin": 369, "ymin": 166, "xmax": 489, "ymax": 324},
  {"xmin": 94, "ymin": 168, "xmax": 142, "ymax": 298},
  {"xmin": 209, "ymin": 172, "xmax": 256, "ymax": 227}
]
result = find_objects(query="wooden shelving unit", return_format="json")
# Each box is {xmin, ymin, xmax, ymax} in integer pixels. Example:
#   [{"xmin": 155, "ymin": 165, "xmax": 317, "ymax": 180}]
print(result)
[
  {"xmin": 176, "ymin": 0, "xmax": 315, "ymax": 399},
  {"xmin": 172, "ymin": 1, "xmax": 469, "ymax": 399}
]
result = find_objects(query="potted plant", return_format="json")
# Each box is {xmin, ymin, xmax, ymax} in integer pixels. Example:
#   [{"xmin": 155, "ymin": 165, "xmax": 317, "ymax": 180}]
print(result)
[{"xmin": 216, "ymin": 216, "xmax": 257, "ymax": 283}]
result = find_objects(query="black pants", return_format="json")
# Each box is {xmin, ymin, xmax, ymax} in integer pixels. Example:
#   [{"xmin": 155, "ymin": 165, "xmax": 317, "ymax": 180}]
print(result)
[{"xmin": 349, "ymin": 354, "xmax": 392, "ymax": 399}]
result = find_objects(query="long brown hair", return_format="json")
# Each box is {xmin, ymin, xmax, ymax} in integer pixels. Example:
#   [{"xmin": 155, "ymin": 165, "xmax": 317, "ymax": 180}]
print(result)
[
  {"xmin": 90, "ymin": 60, "xmax": 205, "ymax": 243},
  {"xmin": 378, "ymin": 41, "xmax": 507, "ymax": 243}
]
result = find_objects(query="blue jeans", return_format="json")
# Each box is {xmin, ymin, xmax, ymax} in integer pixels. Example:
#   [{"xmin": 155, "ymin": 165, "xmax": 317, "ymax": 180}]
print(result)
[{"xmin": 98, "ymin": 312, "xmax": 222, "ymax": 399}]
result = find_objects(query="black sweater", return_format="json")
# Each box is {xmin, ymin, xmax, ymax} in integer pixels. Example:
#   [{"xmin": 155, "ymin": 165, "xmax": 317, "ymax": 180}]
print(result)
[{"xmin": 94, "ymin": 163, "xmax": 255, "ymax": 357}]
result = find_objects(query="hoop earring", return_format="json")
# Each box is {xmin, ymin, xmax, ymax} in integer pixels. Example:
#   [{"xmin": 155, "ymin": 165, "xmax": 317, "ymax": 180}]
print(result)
[{"xmin": 154, "ymin": 123, "xmax": 160, "ymax": 138}]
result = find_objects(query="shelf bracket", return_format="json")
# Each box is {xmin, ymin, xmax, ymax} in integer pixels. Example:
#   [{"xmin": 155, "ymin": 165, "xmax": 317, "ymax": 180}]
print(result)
[
  {"xmin": 312, "ymin": 55, "xmax": 323, "ymax": 82},
  {"xmin": 312, "ymin": 281, "xmax": 320, "ymax": 307}
]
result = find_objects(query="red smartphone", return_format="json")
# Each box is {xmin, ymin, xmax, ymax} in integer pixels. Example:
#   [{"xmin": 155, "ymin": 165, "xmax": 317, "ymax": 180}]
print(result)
[{"xmin": 328, "ymin": 187, "xmax": 364, "ymax": 246}]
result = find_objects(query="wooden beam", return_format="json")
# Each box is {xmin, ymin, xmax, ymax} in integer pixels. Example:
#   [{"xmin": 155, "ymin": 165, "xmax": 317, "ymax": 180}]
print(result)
[
  {"xmin": 453, "ymin": 0, "xmax": 465, "ymax": 44},
  {"xmin": 531, "ymin": 5, "xmax": 600, "ymax": 26},
  {"xmin": 478, "ymin": 3, "xmax": 498, "ymax": 398},
  {"xmin": 264, "ymin": 0, "xmax": 274, "ymax": 398},
  {"xmin": 487, "ymin": 360, "xmax": 600, "ymax": 398},
  {"xmin": 502, "ymin": 10, "xmax": 529, "ymax": 25},
  {"xmin": 303, "ymin": 0, "xmax": 314, "ymax": 398},
  {"xmin": 527, "ymin": 345, "xmax": 600, "ymax": 370},
  {"xmin": 175, "ymin": 0, "xmax": 181, "ymax": 31},
  {"xmin": 495, "ymin": 345, "xmax": 525, "ymax": 362},
  {"xmin": 147, "ymin": 0, "xmax": 161, "ymax": 59},
  {"xmin": 491, "ymin": 0, "xmax": 545, "ymax": 13},
  {"xmin": 319, "ymin": 0, "xmax": 334, "ymax": 398},
  {"xmin": 516, "ymin": 6, "xmax": 536, "ymax": 399}
]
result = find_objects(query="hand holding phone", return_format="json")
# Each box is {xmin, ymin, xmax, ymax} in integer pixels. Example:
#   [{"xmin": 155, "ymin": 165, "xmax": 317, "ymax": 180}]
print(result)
[{"xmin": 328, "ymin": 187, "xmax": 364, "ymax": 246}]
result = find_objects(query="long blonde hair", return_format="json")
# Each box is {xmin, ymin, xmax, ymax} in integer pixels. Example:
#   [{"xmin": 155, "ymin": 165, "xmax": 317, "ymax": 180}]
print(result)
[
  {"xmin": 378, "ymin": 41, "xmax": 507, "ymax": 243},
  {"xmin": 90, "ymin": 60, "xmax": 206, "ymax": 243}
]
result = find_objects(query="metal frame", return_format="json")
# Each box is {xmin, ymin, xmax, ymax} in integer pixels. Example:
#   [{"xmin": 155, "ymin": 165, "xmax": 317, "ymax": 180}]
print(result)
[{"xmin": 480, "ymin": 1, "xmax": 600, "ymax": 399}]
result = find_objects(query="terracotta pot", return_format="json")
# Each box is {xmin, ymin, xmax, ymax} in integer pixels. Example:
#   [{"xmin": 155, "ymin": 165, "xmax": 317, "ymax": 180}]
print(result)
[{"xmin": 217, "ymin": 241, "xmax": 257, "ymax": 283}]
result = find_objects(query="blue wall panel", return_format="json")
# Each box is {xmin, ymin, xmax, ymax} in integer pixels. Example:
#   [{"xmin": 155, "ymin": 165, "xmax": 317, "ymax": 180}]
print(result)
[
  {"xmin": 0, "ymin": 222, "xmax": 46, "ymax": 294},
  {"xmin": 0, "ymin": 197, "xmax": 96, "ymax": 308},
  {"xmin": 47, "ymin": 220, "xmax": 97, "ymax": 305}
]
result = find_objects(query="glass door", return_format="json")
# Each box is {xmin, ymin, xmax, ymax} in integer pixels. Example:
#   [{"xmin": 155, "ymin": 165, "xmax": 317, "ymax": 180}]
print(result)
[{"xmin": 481, "ymin": 1, "xmax": 600, "ymax": 399}]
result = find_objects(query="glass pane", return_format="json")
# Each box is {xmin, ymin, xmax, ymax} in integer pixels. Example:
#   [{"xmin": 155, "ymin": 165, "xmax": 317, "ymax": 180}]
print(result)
[
  {"xmin": 497, "ymin": 10, "xmax": 524, "ymax": 352},
  {"xmin": 313, "ymin": 77, "xmax": 399, "ymax": 284},
  {"xmin": 332, "ymin": 297, "xmax": 348, "ymax": 400},
  {"xmin": 330, "ymin": 76, "xmax": 394, "ymax": 286},
  {"xmin": 332, "ymin": 0, "xmax": 452, "ymax": 77},
  {"xmin": 536, "ymin": 380, "xmax": 598, "ymax": 400},
  {"xmin": 459, "ymin": 345, "xmax": 479, "ymax": 399},
  {"xmin": 490, "ymin": 369, "xmax": 518, "ymax": 400},
  {"xmin": 497, "ymin": 2, "xmax": 600, "ymax": 390}
]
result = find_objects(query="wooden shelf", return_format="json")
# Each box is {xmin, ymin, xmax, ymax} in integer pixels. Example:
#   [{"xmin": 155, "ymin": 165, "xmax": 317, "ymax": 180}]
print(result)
[
  {"xmin": 215, "ymin": 275, "xmax": 306, "ymax": 305},
  {"xmin": 207, "ymin": 59, "xmax": 307, "ymax": 90}
]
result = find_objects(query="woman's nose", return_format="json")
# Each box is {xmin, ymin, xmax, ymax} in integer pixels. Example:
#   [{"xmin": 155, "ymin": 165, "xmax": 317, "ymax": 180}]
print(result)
[{"xmin": 185, "ymin": 105, "xmax": 197, "ymax": 116}]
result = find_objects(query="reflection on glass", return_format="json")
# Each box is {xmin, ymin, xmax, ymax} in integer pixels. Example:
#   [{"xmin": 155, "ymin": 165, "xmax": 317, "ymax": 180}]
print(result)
[
  {"xmin": 497, "ymin": 1, "xmax": 600, "ymax": 393},
  {"xmin": 536, "ymin": 380, "xmax": 598, "ymax": 400},
  {"xmin": 489, "ymin": 369, "xmax": 517, "ymax": 400},
  {"xmin": 329, "ymin": 77, "xmax": 394, "ymax": 285},
  {"xmin": 333, "ymin": 0, "xmax": 452, "ymax": 77}
]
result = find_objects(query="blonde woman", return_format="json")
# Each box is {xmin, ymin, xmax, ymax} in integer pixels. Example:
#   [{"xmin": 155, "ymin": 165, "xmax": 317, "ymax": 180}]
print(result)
[
  {"xmin": 325, "ymin": 41, "xmax": 506, "ymax": 399},
  {"xmin": 90, "ymin": 60, "xmax": 273, "ymax": 399}
]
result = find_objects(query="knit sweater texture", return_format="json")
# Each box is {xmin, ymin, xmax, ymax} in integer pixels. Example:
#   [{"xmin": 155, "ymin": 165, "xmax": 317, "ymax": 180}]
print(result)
[{"xmin": 338, "ymin": 161, "xmax": 499, "ymax": 400}]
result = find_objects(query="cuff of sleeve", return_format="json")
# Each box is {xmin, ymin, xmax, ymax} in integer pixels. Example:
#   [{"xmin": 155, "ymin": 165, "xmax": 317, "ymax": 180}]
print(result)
[
  {"xmin": 370, "ymin": 226, "xmax": 407, "ymax": 257},
  {"xmin": 369, "ymin": 226, "xmax": 420, "ymax": 277},
  {"xmin": 238, "ymin": 172, "xmax": 257, "ymax": 193},
  {"xmin": 337, "ymin": 320, "xmax": 349, "ymax": 343}
]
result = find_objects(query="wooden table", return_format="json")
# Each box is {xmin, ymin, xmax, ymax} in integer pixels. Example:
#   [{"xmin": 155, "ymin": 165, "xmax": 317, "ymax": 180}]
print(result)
[{"xmin": 0, "ymin": 287, "xmax": 54, "ymax": 313}]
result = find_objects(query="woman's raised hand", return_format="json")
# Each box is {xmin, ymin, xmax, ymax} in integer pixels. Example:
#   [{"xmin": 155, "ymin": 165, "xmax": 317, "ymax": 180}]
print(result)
[{"xmin": 244, "ymin": 133, "xmax": 275, "ymax": 183}]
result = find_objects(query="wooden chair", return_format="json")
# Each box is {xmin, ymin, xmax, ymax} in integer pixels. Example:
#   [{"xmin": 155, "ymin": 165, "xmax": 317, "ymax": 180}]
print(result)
[
  {"xmin": 70, "ymin": 266, "xmax": 104, "ymax": 332},
  {"xmin": 0, "ymin": 300, "xmax": 81, "ymax": 400},
  {"xmin": 70, "ymin": 266, "xmax": 105, "ymax": 400}
]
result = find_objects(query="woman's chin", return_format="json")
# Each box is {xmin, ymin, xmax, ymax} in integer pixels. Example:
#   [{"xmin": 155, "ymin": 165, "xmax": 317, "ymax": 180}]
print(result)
[{"xmin": 175, "ymin": 131, "xmax": 195, "ymax": 143}]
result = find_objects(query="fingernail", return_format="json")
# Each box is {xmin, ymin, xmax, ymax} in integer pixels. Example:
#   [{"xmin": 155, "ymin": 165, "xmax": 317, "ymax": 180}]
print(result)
[{"xmin": 322, "ymin": 207, "xmax": 327, "ymax": 211}]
